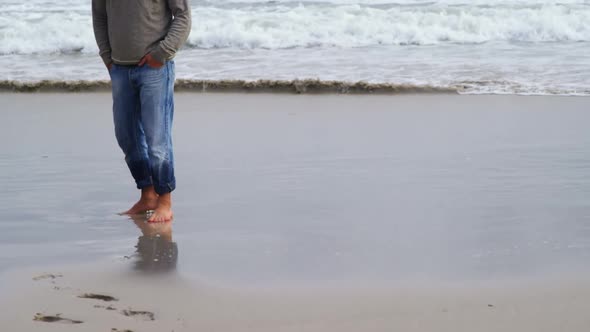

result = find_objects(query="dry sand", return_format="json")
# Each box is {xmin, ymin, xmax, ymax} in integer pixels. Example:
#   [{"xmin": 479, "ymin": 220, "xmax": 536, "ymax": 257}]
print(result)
[{"xmin": 2, "ymin": 262, "xmax": 590, "ymax": 332}]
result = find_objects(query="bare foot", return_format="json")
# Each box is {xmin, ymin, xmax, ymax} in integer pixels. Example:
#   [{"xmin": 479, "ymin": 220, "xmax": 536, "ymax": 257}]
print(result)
[
  {"xmin": 148, "ymin": 193, "xmax": 173, "ymax": 223},
  {"xmin": 121, "ymin": 186, "xmax": 158, "ymax": 215}
]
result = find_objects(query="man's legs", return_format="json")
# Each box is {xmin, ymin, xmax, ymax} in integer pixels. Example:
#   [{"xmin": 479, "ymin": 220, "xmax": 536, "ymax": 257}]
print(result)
[
  {"xmin": 110, "ymin": 64, "xmax": 158, "ymax": 214},
  {"xmin": 137, "ymin": 61, "xmax": 176, "ymax": 222}
]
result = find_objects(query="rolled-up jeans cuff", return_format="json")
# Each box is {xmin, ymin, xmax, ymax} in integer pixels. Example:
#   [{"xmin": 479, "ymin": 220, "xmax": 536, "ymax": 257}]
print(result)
[
  {"xmin": 136, "ymin": 179, "xmax": 153, "ymax": 190},
  {"xmin": 154, "ymin": 182, "xmax": 175, "ymax": 195}
]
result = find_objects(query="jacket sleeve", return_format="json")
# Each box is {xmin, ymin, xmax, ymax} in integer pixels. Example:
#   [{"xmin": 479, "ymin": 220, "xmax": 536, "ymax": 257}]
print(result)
[
  {"xmin": 91, "ymin": 0, "xmax": 112, "ymax": 66},
  {"xmin": 151, "ymin": 0, "xmax": 192, "ymax": 63}
]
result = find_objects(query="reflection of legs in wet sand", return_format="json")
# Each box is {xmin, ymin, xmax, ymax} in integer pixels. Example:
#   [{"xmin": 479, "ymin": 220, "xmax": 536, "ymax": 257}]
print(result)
[{"xmin": 129, "ymin": 215, "xmax": 178, "ymax": 273}]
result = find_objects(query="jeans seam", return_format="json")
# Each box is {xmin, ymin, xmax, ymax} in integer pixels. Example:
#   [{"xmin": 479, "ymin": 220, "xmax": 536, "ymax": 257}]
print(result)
[
  {"xmin": 164, "ymin": 62, "xmax": 170, "ymax": 191},
  {"xmin": 131, "ymin": 68, "xmax": 151, "ymax": 187},
  {"xmin": 165, "ymin": 62, "xmax": 172, "ymax": 161},
  {"xmin": 165, "ymin": 62, "xmax": 174, "ymax": 192}
]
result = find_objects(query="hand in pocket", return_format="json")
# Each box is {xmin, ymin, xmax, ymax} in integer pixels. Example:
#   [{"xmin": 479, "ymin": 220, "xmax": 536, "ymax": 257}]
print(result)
[{"xmin": 138, "ymin": 54, "xmax": 164, "ymax": 69}]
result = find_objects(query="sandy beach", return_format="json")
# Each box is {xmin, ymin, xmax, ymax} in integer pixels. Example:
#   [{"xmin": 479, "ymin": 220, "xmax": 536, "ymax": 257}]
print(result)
[
  {"xmin": 2, "ymin": 260, "xmax": 590, "ymax": 332},
  {"xmin": 2, "ymin": 92, "xmax": 590, "ymax": 331}
]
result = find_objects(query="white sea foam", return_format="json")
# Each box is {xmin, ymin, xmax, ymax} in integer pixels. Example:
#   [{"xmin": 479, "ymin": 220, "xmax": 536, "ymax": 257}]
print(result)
[
  {"xmin": 202, "ymin": 0, "xmax": 590, "ymax": 5},
  {"xmin": 188, "ymin": 4, "xmax": 590, "ymax": 49},
  {"xmin": 1, "ymin": 1, "xmax": 589, "ymax": 54},
  {"xmin": 0, "ymin": 0, "xmax": 589, "ymax": 95}
]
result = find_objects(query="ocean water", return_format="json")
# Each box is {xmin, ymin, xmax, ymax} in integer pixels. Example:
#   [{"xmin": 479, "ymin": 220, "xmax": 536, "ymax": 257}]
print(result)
[{"xmin": 1, "ymin": 0, "xmax": 589, "ymax": 95}]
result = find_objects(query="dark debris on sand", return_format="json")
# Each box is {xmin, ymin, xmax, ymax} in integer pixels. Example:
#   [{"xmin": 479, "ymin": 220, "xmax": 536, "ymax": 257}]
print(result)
[
  {"xmin": 32, "ymin": 273, "xmax": 63, "ymax": 281},
  {"xmin": 78, "ymin": 293, "xmax": 119, "ymax": 302},
  {"xmin": 94, "ymin": 304, "xmax": 117, "ymax": 311},
  {"xmin": 33, "ymin": 313, "xmax": 83, "ymax": 324},
  {"xmin": 122, "ymin": 309, "xmax": 155, "ymax": 321}
]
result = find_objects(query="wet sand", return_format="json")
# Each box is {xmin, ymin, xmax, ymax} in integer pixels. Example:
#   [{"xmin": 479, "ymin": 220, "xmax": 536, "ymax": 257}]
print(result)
[{"xmin": 2, "ymin": 93, "xmax": 590, "ymax": 330}]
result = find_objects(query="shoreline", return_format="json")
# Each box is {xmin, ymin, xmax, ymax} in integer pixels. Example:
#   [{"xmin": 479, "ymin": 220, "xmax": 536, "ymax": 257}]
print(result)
[
  {"xmin": 0, "ymin": 79, "xmax": 463, "ymax": 94},
  {"xmin": 2, "ymin": 80, "xmax": 589, "ymax": 96}
]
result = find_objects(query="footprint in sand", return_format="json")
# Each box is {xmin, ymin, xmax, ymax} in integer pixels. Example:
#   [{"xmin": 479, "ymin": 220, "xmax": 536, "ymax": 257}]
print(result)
[
  {"xmin": 33, "ymin": 313, "xmax": 83, "ymax": 324},
  {"xmin": 121, "ymin": 309, "xmax": 155, "ymax": 321},
  {"xmin": 32, "ymin": 273, "xmax": 63, "ymax": 281},
  {"xmin": 78, "ymin": 293, "xmax": 119, "ymax": 302},
  {"xmin": 78, "ymin": 292, "xmax": 155, "ymax": 322},
  {"xmin": 94, "ymin": 304, "xmax": 118, "ymax": 311}
]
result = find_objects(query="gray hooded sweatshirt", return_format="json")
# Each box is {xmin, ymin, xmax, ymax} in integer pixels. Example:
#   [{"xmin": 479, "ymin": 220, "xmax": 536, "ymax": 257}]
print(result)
[{"xmin": 92, "ymin": 0, "xmax": 191, "ymax": 66}]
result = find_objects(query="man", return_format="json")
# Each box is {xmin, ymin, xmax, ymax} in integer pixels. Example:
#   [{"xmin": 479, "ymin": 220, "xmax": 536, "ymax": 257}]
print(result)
[{"xmin": 92, "ymin": 0, "xmax": 191, "ymax": 222}]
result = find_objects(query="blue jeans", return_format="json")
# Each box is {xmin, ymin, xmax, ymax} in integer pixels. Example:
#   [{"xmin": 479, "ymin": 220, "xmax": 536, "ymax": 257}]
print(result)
[{"xmin": 109, "ymin": 61, "xmax": 176, "ymax": 195}]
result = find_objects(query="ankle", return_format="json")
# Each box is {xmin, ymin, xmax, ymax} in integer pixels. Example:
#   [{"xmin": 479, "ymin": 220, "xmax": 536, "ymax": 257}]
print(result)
[
  {"xmin": 140, "ymin": 186, "xmax": 158, "ymax": 200},
  {"xmin": 157, "ymin": 193, "xmax": 172, "ymax": 207}
]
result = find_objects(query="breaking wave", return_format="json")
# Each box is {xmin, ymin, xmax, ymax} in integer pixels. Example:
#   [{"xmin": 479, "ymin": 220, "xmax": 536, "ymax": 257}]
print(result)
[{"xmin": 1, "ymin": 2, "xmax": 589, "ymax": 54}]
